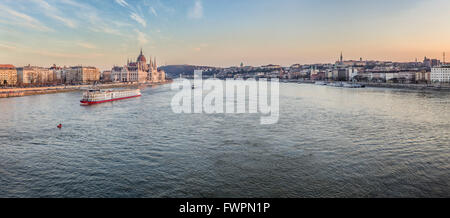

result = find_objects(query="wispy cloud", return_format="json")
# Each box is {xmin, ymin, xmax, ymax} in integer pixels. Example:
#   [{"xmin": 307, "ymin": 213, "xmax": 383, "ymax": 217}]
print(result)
[
  {"xmin": 31, "ymin": 0, "xmax": 77, "ymax": 28},
  {"xmin": 29, "ymin": 50, "xmax": 104, "ymax": 59},
  {"xmin": 152, "ymin": 0, "xmax": 175, "ymax": 14},
  {"xmin": 150, "ymin": 7, "xmax": 158, "ymax": 16},
  {"xmin": 50, "ymin": 14, "xmax": 76, "ymax": 28},
  {"xmin": 112, "ymin": 20, "xmax": 133, "ymax": 27},
  {"xmin": 188, "ymin": 0, "xmax": 203, "ymax": 19},
  {"xmin": 135, "ymin": 29, "xmax": 149, "ymax": 44},
  {"xmin": 0, "ymin": 43, "xmax": 17, "ymax": 50},
  {"xmin": 59, "ymin": 0, "xmax": 125, "ymax": 36},
  {"xmin": 115, "ymin": 0, "xmax": 149, "ymax": 29},
  {"xmin": 90, "ymin": 25, "xmax": 123, "ymax": 36},
  {"xmin": 77, "ymin": 42, "xmax": 97, "ymax": 49},
  {"xmin": 130, "ymin": 12, "xmax": 147, "ymax": 27},
  {"xmin": 0, "ymin": 40, "xmax": 103, "ymax": 59},
  {"xmin": 28, "ymin": 50, "xmax": 104, "ymax": 59},
  {"xmin": 59, "ymin": 0, "xmax": 90, "ymax": 10},
  {"xmin": 115, "ymin": 0, "xmax": 129, "ymax": 8},
  {"xmin": 0, "ymin": 3, "xmax": 53, "ymax": 32}
]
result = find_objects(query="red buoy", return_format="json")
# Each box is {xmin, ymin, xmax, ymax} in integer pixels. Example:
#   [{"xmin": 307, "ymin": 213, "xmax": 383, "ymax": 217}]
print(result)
[{"xmin": 57, "ymin": 124, "xmax": 62, "ymax": 129}]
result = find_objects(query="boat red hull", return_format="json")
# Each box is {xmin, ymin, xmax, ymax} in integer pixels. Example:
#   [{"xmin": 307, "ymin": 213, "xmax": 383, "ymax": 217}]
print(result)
[{"xmin": 80, "ymin": 95, "xmax": 141, "ymax": 105}]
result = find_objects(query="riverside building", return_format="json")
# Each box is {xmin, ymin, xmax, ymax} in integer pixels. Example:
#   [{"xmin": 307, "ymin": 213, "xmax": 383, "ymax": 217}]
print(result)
[
  {"xmin": 65, "ymin": 66, "xmax": 100, "ymax": 84},
  {"xmin": 431, "ymin": 65, "xmax": 450, "ymax": 83},
  {"xmin": 111, "ymin": 49, "xmax": 165, "ymax": 83},
  {"xmin": 17, "ymin": 65, "xmax": 52, "ymax": 85},
  {"xmin": 0, "ymin": 64, "xmax": 17, "ymax": 86}
]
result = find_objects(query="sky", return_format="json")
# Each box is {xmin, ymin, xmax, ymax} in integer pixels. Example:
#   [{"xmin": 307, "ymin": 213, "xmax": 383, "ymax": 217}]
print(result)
[{"xmin": 0, "ymin": 0, "xmax": 450, "ymax": 70}]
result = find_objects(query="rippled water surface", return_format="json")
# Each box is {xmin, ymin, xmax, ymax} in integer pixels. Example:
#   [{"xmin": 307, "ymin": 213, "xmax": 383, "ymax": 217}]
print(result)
[{"xmin": 0, "ymin": 82, "xmax": 449, "ymax": 197}]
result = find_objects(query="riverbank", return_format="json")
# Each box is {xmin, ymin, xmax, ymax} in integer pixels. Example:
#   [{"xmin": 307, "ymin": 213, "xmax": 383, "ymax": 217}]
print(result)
[
  {"xmin": 287, "ymin": 80, "xmax": 450, "ymax": 91},
  {"xmin": 358, "ymin": 82, "xmax": 450, "ymax": 91},
  {"xmin": 0, "ymin": 81, "xmax": 172, "ymax": 98}
]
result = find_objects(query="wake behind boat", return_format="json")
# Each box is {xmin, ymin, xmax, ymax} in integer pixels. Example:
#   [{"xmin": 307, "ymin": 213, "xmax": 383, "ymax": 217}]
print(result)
[{"xmin": 80, "ymin": 88, "xmax": 141, "ymax": 105}]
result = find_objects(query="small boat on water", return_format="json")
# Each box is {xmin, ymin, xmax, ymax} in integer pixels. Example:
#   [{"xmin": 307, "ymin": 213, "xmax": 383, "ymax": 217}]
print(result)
[
  {"xmin": 80, "ymin": 89, "xmax": 141, "ymax": 105},
  {"xmin": 329, "ymin": 82, "xmax": 344, "ymax": 87},
  {"xmin": 326, "ymin": 82, "xmax": 365, "ymax": 88},
  {"xmin": 343, "ymin": 83, "xmax": 365, "ymax": 88},
  {"xmin": 315, "ymin": 81, "xmax": 328, "ymax": 86}
]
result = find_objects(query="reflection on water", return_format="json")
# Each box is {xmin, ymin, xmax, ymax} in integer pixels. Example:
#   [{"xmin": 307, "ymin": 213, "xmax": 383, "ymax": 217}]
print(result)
[{"xmin": 0, "ymin": 82, "xmax": 449, "ymax": 197}]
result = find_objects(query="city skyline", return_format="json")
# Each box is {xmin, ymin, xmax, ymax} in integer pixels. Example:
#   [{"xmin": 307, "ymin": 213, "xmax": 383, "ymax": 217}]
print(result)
[{"xmin": 1, "ymin": 0, "xmax": 450, "ymax": 69}]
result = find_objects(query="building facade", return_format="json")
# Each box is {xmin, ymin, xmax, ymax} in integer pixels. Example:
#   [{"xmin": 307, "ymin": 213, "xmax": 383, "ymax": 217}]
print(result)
[
  {"xmin": 347, "ymin": 67, "xmax": 359, "ymax": 81},
  {"xmin": 0, "ymin": 64, "xmax": 17, "ymax": 86},
  {"xmin": 101, "ymin": 70, "xmax": 112, "ymax": 82},
  {"xmin": 398, "ymin": 71, "xmax": 416, "ymax": 83},
  {"xmin": 65, "ymin": 66, "xmax": 100, "ymax": 84},
  {"xmin": 17, "ymin": 65, "xmax": 52, "ymax": 85},
  {"xmin": 112, "ymin": 50, "xmax": 165, "ymax": 83},
  {"xmin": 431, "ymin": 65, "xmax": 450, "ymax": 83},
  {"xmin": 50, "ymin": 64, "xmax": 65, "ymax": 84},
  {"xmin": 424, "ymin": 57, "xmax": 441, "ymax": 68},
  {"xmin": 331, "ymin": 68, "xmax": 348, "ymax": 81},
  {"xmin": 415, "ymin": 71, "xmax": 430, "ymax": 83},
  {"xmin": 111, "ymin": 66, "xmax": 128, "ymax": 82}
]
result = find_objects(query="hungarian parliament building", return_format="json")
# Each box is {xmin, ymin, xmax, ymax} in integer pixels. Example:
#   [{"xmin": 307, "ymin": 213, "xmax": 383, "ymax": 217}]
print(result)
[{"xmin": 111, "ymin": 49, "xmax": 165, "ymax": 83}]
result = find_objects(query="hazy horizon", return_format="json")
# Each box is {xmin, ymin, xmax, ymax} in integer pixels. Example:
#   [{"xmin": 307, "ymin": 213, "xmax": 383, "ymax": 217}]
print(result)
[{"xmin": 1, "ymin": 0, "xmax": 449, "ymax": 69}]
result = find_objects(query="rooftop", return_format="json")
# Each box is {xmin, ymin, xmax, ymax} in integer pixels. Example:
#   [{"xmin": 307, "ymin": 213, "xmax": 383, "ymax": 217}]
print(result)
[
  {"xmin": 70, "ymin": 66, "xmax": 97, "ymax": 69},
  {"xmin": 0, "ymin": 64, "xmax": 16, "ymax": 69},
  {"xmin": 432, "ymin": 65, "xmax": 450, "ymax": 68}
]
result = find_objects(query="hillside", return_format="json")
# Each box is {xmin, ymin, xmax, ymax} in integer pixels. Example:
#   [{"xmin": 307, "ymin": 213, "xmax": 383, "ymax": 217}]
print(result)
[{"xmin": 159, "ymin": 65, "xmax": 215, "ymax": 78}]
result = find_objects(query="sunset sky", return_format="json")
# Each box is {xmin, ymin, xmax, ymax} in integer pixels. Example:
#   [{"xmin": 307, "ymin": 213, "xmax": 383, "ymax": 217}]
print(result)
[{"xmin": 0, "ymin": 0, "xmax": 449, "ymax": 69}]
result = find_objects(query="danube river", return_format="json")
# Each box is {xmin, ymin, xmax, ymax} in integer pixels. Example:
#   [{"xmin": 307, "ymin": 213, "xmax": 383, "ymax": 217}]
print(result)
[{"xmin": 0, "ymin": 82, "xmax": 449, "ymax": 197}]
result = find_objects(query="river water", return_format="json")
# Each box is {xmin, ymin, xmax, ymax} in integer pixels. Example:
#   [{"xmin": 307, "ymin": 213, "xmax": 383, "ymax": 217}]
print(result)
[{"xmin": 0, "ymin": 82, "xmax": 449, "ymax": 197}]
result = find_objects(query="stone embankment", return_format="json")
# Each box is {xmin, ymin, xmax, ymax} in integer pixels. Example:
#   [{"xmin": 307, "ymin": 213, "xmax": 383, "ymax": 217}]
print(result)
[
  {"xmin": 358, "ymin": 82, "xmax": 450, "ymax": 91},
  {"xmin": 290, "ymin": 80, "xmax": 450, "ymax": 91},
  {"xmin": 0, "ymin": 81, "xmax": 171, "ymax": 98}
]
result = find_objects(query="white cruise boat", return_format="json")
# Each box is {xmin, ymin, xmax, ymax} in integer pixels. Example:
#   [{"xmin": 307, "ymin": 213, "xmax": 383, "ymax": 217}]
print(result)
[{"xmin": 80, "ymin": 89, "xmax": 141, "ymax": 105}]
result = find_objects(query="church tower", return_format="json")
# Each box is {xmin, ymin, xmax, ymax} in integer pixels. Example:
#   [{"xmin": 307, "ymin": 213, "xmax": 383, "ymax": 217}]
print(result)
[{"xmin": 149, "ymin": 56, "xmax": 153, "ymax": 71}]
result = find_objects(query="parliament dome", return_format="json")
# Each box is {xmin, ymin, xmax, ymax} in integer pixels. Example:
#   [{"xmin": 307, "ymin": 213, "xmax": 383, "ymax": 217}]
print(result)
[{"xmin": 137, "ymin": 49, "xmax": 147, "ymax": 63}]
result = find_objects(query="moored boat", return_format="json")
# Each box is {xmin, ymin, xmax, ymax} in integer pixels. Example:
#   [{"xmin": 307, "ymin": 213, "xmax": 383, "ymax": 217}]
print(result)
[
  {"xmin": 329, "ymin": 82, "xmax": 344, "ymax": 87},
  {"xmin": 80, "ymin": 89, "xmax": 141, "ymax": 105},
  {"xmin": 343, "ymin": 83, "xmax": 365, "ymax": 88},
  {"xmin": 315, "ymin": 81, "xmax": 328, "ymax": 85}
]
